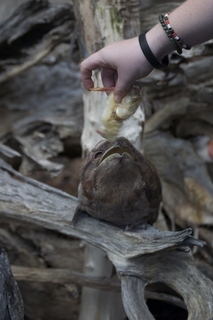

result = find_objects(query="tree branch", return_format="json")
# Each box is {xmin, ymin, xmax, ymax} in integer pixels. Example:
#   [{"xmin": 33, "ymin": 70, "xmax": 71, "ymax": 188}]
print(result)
[{"xmin": 0, "ymin": 159, "xmax": 212, "ymax": 319}]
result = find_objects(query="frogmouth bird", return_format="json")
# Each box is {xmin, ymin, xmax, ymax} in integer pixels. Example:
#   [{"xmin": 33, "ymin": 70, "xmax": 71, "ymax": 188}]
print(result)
[{"xmin": 78, "ymin": 137, "xmax": 162, "ymax": 227}]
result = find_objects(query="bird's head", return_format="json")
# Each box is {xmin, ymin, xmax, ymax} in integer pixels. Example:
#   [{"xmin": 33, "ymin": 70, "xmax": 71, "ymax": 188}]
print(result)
[{"xmin": 78, "ymin": 137, "xmax": 162, "ymax": 227}]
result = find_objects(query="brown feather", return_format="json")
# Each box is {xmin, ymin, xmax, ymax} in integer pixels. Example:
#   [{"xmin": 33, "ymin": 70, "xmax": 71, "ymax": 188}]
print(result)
[{"xmin": 78, "ymin": 137, "xmax": 162, "ymax": 227}]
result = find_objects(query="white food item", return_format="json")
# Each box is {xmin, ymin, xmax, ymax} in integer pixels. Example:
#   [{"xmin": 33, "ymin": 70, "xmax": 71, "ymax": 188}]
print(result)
[{"xmin": 90, "ymin": 87, "xmax": 142, "ymax": 140}]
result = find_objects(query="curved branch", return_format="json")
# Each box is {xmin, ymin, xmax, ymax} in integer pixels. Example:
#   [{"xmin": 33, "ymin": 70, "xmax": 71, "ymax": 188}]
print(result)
[
  {"xmin": 121, "ymin": 276, "xmax": 155, "ymax": 320},
  {"xmin": 0, "ymin": 159, "xmax": 212, "ymax": 319},
  {"xmin": 0, "ymin": 160, "xmax": 205, "ymax": 259},
  {"xmin": 109, "ymin": 249, "xmax": 213, "ymax": 320}
]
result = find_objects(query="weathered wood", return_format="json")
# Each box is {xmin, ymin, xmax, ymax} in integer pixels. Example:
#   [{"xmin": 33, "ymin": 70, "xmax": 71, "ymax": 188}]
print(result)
[
  {"xmin": 74, "ymin": 1, "xmax": 144, "ymax": 319},
  {"xmin": 1, "ymin": 159, "xmax": 204, "ymax": 258},
  {"xmin": 11, "ymin": 265, "xmax": 186, "ymax": 309},
  {"xmin": 0, "ymin": 0, "xmax": 83, "ymax": 176},
  {"xmin": 144, "ymin": 98, "xmax": 212, "ymax": 134},
  {"xmin": 0, "ymin": 247, "xmax": 24, "ymax": 319},
  {"xmin": 0, "ymin": 217, "xmax": 84, "ymax": 320},
  {"xmin": 1, "ymin": 0, "xmax": 213, "ymax": 318},
  {"xmin": 0, "ymin": 0, "xmax": 74, "ymax": 71},
  {"xmin": 74, "ymin": 0, "xmax": 144, "ymax": 155},
  {"xmin": 78, "ymin": 244, "xmax": 126, "ymax": 320},
  {"xmin": 121, "ymin": 276, "xmax": 155, "ymax": 320},
  {"xmin": 11, "ymin": 265, "xmax": 121, "ymax": 292},
  {"xmin": 144, "ymin": 130, "xmax": 213, "ymax": 227},
  {"xmin": 0, "ymin": 159, "xmax": 212, "ymax": 319},
  {"xmin": 113, "ymin": 248, "xmax": 213, "ymax": 320},
  {"xmin": 0, "ymin": 21, "xmax": 73, "ymax": 85}
]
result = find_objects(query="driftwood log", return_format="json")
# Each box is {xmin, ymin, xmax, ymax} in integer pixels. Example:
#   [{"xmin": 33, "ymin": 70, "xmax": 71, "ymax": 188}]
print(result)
[
  {"xmin": 73, "ymin": 1, "xmax": 145, "ymax": 317},
  {"xmin": 0, "ymin": 247, "xmax": 24, "ymax": 319},
  {"xmin": 0, "ymin": 0, "xmax": 83, "ymax": 176},
  {"xmin": 0, "ymin": 158, "xmax": 213, "ymax": 319},
  {"xmin": 0, "ymin": 0, "xmax": 75, "ymax": 81},
  {"xmin": 0, "ymin": 0, "xmax": 213, "ymax": 319},
  {"xmin": 10, "ymin": 265, "xmax": 188, "ymax": 310}
]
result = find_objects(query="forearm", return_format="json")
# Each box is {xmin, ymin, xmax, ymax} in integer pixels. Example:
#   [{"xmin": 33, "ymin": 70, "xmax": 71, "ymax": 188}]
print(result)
[
  {"xmin": 147, "ymin": 0, "xmax": 213, "ymax": 59},
  {"xmin": 80, "ymin": 0, "xmax": 213, "ymax": 101}
]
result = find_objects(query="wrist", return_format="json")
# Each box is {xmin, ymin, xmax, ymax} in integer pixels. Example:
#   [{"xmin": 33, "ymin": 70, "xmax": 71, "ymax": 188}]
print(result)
[
  {"xmin": 138, "ymin": 33, "xmax": 169, "ymax": 69},
  {"xmin": 145, "ymin": 23, "xmax": 175, "ymax": 61}
]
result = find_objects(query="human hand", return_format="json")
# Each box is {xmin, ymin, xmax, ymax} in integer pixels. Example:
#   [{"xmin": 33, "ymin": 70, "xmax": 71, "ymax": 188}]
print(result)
[{"xmin": 80, "ymin": 37, "xmax": 153, "ymax": 103}]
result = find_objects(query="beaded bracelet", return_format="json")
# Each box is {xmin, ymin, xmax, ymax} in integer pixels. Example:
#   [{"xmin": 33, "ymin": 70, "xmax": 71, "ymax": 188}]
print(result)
[
  {"xmin": 164, "ymin": 13, "xmax": 191, "ymax": 50},
  {"xmin": 159, "ymin": 14, "xmax": 191, "ymax": 54},
  {"xmin": 159, "ymin": 14, "xmax": 182, "ymax": 54}
]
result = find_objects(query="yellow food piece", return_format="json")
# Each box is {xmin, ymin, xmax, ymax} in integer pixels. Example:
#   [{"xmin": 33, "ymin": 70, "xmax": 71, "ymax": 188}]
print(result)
[{"xmin": 90, "ymin": 87, "xmax": 142, "ymax": 140}]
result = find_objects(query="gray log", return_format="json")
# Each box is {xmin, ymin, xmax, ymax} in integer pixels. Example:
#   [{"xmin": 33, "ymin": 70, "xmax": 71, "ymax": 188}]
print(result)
[
  {"xmin": 0, "ymin": 247, "xmax": 24, "ymax": 320},
  {"xmin": 0, "ymin": 159, "xmax": 212, "ymax": 319},
  {"xmin": 10, "ymin": 265, "xmax": 187, "ymax": 310},
  {"xmin": 0, "ymin": 0, "xmax": 82, "ymax": 176},
  {"xmin": 112, "ymin": 248, "xmax": 213, "ymax": 320}
]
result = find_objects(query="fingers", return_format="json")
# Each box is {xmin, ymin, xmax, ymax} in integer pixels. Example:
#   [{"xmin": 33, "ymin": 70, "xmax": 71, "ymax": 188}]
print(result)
[
  {"xmin": 80, "ymin": 52, "xmax": 102, "ymax": 89},
  {"xmin": 81, "ymin": 71, "xmax": 94, "ymax": 89},
  {"xmin": 81, "ymin": 59, "xmax": 133, "ymax": 102},
  {"xmin": 80, "ymin": 63, "xmax": 93, "ymax": 89},
  {"xmin": 81, "ymin": 60, "xmax": 118, "ymax": 90},
  {"xmin": 101, "ymin": 67, "xmax": 117, "ymax": 88},
  {"xmin": 80, "ymin": 38, "xmax": 141, "ymax": 99},
  {"xmin": 113, "ymin": 75, "xmax": 133, "ymax": 103}
]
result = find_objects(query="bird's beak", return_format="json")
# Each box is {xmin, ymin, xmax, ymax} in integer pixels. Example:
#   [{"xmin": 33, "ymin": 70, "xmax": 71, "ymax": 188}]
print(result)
[{"xmin": 99, "ymin": 145, "xmax": 134, "ymax": 164}]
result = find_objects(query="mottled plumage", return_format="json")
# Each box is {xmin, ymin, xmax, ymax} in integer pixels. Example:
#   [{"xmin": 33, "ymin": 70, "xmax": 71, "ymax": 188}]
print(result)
[{"xmin": 78, "ymin": 137, "xmax": 162, "ymax": 227}]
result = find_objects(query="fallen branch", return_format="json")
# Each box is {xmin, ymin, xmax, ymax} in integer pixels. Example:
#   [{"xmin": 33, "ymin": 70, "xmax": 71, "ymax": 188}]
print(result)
[
  {"xmin": 0, "ymin": 23, "xmax": 72, "ymax": 85},
  {"xmin": 0, "ymin": 159, "xmax": 205, "ymax": 258},
  {"xmin": 0, "ymin": 248, "xmax": 24, "ymax": 319},
  {"xmin": 11, "ymin": 266, "xmax": 186, "ymax": 309},
  {"xmin": 0, "ymin": 159, "xmax": 212, "ymax": 319},
  {"xmin": 11, "ymin": 265, "xmax": 120, "ymax": 292}
]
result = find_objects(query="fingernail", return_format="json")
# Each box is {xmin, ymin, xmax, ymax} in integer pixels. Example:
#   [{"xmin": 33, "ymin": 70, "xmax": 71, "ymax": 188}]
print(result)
[{"xmin": 114, "ymin": 95, "xmax": 122, "ymax": 103}]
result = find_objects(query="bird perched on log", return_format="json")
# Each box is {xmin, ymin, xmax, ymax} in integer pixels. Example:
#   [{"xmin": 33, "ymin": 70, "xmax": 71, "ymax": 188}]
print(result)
[{"xmin": 77, "ymin": 137, "xmax": 162, "ymax": 227}]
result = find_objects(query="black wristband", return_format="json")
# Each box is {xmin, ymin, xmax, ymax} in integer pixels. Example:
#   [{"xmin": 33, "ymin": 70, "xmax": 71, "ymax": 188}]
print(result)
[{"xmin": 138, "ymin": 32, "xmax": 169, "ymax": 69}]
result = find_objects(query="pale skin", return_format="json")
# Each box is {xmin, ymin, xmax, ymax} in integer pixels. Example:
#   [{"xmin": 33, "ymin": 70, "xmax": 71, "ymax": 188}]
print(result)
[{"xmin": 80, "ymin": 0, "xmax": 213, "ymax": 103}]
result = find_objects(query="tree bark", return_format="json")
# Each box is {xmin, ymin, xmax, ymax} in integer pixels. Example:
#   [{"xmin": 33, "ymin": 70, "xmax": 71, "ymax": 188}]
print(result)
[
  {"xmin": 74, "ymin": 0, "xmax": 144, "ymax": 155},
  {"xmin": 1, "ymin": 0, "xmax": 213, "ymax": 319},
  {"xmin": 73, "ymin": 1, "xmax": 143, "ymax": 319},
  {"xmin": 0, "ymin": 159, "xmax": 212, "ymax": 320},
  {"xmin": 0, "ymin": 247, "xmax": 24, "ymax": 319}
]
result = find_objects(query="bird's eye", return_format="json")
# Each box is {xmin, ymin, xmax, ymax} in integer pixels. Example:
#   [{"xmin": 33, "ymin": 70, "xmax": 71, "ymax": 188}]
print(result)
[{"xmin": 94, "ymin": 152, "xmax": 102, "ymax": 159}]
